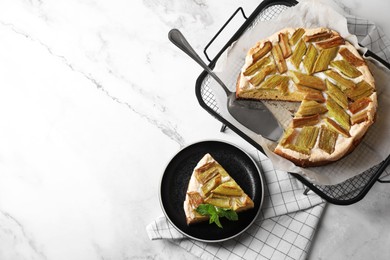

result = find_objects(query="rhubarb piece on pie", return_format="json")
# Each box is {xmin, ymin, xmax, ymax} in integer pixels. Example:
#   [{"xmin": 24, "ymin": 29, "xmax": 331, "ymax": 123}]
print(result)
[
  {"xmin": 296, "ymin": 85, "xmax": 326, "ymax": 103},
  {"xmin": 312, "ymin": 47, "xmax": 338, "ymax": 73},
  {"xmin": 279, "ymin": 32, "xmax": 292, "ymax": 58},
  {"xmin": 183, "ymin": 154, "xmax": 254, "ymax": 225},
  {"xmin": 290, "ymin": 71, "xmax": 326, "ymax": 91},
  {"xmin": 295, "ymin": 126, "xmax": 320, "ymax": 150},
  {"xmin": 249, "ymin": 63, "xmax": 276, "ymax": 86},
  {"xmin": 351, "ymin": 111, "xmax": 370, "ymax": 125},
  {"xmin": 345, "ymin": 80, "xmax": 374, "ymax": 101},
  {"xmin": 303, "ymin": 43, "xmax": 318, "ymax": 74},
  {"xmin": 280, "ymin": 128, "xmax": 297, "ymax": 146},
  {"xmin": 349, "ymin": 97, "xmax": 372, "ymax": 114},
  {"xmin": 326, "ymin": 79, "xmax": 348, "ymax": 109},
  {"xmin": 330, "ymin": 59, "xmax": 362, "ymax": 78},
  {"xmin": 316, "ymin": 35, "xmax": 345, "ymax": 49},
  {"xmin": 296, "ymin": 100, "xmax": 328, "ymax": 117},
  {"xmin": 272, "ymin": 42, "xmax": 288, "ymax": 73},
  {"xmin": 243, "ymin": 56, "xmax": 271, "ymax": 76},
  {"xmin": 339, "ymin": 47, "xmax": 365, "ymax": 66},
  {"xmin": 290, "ymin": 39, "xmax": 307, "ymax": 69},
  {"xmin": 252, "ymin": 41, "xmax": 272, "ymax": 63},
  {"xmin": 292, "ymin": 114, "xmax": 321, "ymax": 128},
  {"xmin": 289, "ymin": 28, "xmax": 305, "ymax": 46},
  {"xmin": 325, "ymin": 70, "xmax": 356, "ymax": 90},
  {"xmin": 324, "ymin": 117, "xmax": 351, "ymax": 138},
  {"xmin": 326, "ymin": 96, "xmax": 351, "ymax": 132},
  {"xmin": 318, "ymin": 125, "xmax": 338, "ymax": 154},
  {"xmin": 304, "ymin": 31, "xmax": 333, "ymax": 42}
]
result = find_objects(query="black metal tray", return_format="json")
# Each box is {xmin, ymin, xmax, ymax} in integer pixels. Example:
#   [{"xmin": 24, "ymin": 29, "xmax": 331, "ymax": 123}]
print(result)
[{"xmin": 195, "ymin": 0, "xmax": 390, "ymax": 205}]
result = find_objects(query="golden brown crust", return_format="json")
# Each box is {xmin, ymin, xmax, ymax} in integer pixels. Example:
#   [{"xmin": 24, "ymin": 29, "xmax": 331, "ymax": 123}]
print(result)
[
  {"xmin": 235, "ymin": 73, "xmax": 242, "ymax": 98},
  {"xmin": 186, "ymin": 215, "xmax": 209, "ymax": 225}
]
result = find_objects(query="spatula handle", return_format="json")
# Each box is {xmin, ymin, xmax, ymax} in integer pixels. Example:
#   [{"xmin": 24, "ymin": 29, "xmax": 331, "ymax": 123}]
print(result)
[{"xmin": 168, "ymin": 29, "xmax": 231, "ymax": 95}]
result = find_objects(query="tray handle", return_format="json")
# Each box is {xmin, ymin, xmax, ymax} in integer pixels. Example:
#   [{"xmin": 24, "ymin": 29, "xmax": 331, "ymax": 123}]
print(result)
[
  {"xmin": 377, "ymin": 178, "xmax": 390, "ymax": 183},
  {"xmin": 203, "ymin": 7, "xmax": 247, "ymax": 62},
  {"xmin": 377, "ymin": 155, "xmax": 390, "ymax": 183}
]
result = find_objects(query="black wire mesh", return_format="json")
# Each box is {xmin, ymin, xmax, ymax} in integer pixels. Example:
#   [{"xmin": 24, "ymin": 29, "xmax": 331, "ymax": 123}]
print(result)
[
  {"xmin": 200, "ymin": 76, "xmax": 220, "ymax": 114},
  {"xmin": 198, "ymin": 2, "xmax": 390, "ymax": 204},
  {"xmin": 200, "ymin": 5, "xmax": 290, "ymax": 117},
  {"xmin": 250, "ymin": 4, "xmax": 288, "ymax": 26},
  {"xmin": 308, "ymin": 159, "xmax": 390, "ymax": 201}
]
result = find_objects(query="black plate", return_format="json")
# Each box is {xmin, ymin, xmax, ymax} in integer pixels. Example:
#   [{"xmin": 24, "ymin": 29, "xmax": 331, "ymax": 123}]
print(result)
[{"xmin": 159, "ymin": 140, "xmax": 264, "ymax": 242}]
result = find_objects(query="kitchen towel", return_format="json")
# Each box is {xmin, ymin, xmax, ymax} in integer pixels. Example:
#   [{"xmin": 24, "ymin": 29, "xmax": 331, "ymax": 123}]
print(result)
[{"xmin": 146, "ymin": 2, "xmax": 390, "ymax": 260}]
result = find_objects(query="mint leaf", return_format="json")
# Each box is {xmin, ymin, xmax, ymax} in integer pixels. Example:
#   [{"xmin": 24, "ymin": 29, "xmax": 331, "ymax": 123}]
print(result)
[
  {"xmin": 196, "ymin": 204, "xmax": 211, "ymax": 216},
  {"xmin": 210, "ymin": 214, "xmax": 222, "ymax": 228},
  {"xmin": 215, "ymin": 207, "xmax": 238, "ymax": 221},
  {"xmin": 207, "ymin": 204, "xmax": 218, "ymax": 215},
  {"xmin": 222, "ymin": 209, "xmax": 238, "ymax": 221},
  {"xmin": 195, "ymin": 204, "xmax": 239, "ymax": 228}
]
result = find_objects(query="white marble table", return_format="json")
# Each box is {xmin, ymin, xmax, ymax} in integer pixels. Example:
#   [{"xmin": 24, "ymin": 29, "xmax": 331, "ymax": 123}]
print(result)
[{"xmin": 0, "ymin": 0, "xmax": 389, "ymax": 259}]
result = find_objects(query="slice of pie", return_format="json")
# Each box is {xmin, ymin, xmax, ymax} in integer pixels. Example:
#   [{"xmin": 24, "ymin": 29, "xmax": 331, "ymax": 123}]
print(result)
[
  {"xmin": 236, "ymin": 27, "xmax": 377, "ymax": 167},
  {"xmin": 184, "ymin": 153, "xmax": 254, "ymax": 225}
]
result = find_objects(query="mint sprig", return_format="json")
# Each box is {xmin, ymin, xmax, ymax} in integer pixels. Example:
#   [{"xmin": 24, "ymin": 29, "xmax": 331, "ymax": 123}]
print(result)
[{"xmin": 195, "ymin": 204, "xmax": 238, "ymax": 228}]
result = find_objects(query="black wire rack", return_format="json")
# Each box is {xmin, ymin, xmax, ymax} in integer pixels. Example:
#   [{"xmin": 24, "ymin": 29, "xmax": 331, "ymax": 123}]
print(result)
[{"xmin": 195, "ymin": 0, "xmax": 390, "ymax": 205}]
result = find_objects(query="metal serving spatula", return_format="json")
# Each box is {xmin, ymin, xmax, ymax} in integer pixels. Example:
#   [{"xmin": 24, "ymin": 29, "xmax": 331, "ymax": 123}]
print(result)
[{"xmin": 168, "ymin": 29, "xmax": 283, "ymax": 142}]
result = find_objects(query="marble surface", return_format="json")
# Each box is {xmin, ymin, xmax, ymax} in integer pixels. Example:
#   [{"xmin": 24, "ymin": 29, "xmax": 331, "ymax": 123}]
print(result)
[{"xmin": 0, "ymin": 0, "xmax": 389, "ymax": 259}]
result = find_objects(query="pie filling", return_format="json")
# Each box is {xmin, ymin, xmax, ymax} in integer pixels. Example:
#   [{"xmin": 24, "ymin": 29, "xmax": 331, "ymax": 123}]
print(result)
[{"xmin": 236, "ymin": 27, "xmax": 377, "ymax": 167}]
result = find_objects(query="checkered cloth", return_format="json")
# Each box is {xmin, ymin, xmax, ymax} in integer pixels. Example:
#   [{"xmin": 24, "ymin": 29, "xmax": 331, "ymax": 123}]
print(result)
[
  {"xmin": 347, "ymin": 16, "xmax": 390, "ymax": 63},
  {"xmin": 146, "ymin": 10, "xmax": 390, "ymax": 260}
]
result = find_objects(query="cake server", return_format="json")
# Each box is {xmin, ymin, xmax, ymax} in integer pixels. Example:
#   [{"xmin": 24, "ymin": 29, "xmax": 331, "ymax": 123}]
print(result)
[{"xmin": 168, "ymin": 29, "xmax": 283, "ymax": 142}]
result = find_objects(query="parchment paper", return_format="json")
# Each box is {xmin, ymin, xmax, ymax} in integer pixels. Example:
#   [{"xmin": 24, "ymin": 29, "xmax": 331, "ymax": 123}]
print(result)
[{"xmin": 209, "ymin": 0, "xmax": 390, "ymax": 185}]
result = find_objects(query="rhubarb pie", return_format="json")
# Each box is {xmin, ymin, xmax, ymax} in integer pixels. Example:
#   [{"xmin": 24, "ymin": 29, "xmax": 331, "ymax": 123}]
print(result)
[
  {"xmin": 184, "ymin": 153, "xmax": 254, "ymax": 225},
  {"xmin": 236, "ymin": 27, "xmax": 377, "ymax": 167}
]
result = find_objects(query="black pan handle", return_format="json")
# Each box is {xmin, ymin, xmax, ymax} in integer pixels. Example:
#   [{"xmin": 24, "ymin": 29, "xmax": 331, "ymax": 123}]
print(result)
[
  {"xmin": 203, "ymin": 7, "xmax": 247, "ymax": 62},
  {"xmin": 364, "ymin": 49, "xmax": 390, "ymax": 70},
  {"xmin": 376, "ymin": 155, "xmax": 390, "ymax": 183}
]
